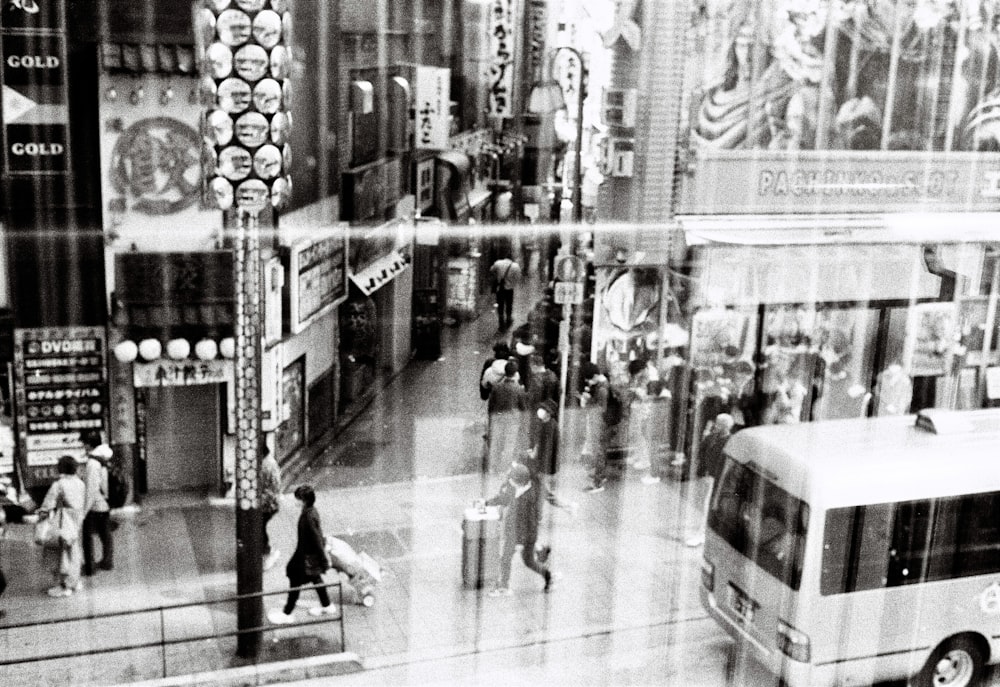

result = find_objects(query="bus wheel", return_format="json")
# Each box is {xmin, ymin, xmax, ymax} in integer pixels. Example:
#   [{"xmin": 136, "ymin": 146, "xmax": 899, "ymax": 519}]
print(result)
[{"xmin": 917, "ymin": 637, "xmax": 984, "ymax": 687}]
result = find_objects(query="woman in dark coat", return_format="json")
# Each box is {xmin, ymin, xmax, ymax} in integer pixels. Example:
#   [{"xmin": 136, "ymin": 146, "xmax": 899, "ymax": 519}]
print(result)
[{"xmin": 268, "ymin": 485, "xmax": 335, "ymax": 623}]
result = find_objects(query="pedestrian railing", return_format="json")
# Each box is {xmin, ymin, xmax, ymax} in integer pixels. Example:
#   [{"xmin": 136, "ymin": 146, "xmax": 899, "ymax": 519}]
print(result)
[{"xmin": 0, "ymin": 580, "xmax": 345, "ymax": 680}]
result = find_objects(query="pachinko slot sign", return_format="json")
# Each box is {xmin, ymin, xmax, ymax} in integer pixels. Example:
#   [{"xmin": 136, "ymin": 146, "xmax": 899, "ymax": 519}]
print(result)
[{"xmin": 680, "ymin": 0, "xmax": 1000, "ymax": 214}]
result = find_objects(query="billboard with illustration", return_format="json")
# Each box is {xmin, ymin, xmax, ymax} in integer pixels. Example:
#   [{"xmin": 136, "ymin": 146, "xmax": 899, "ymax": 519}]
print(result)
[{"xmin": 680, "ymin": 0, "xmax": 1000, "ymax": 213}]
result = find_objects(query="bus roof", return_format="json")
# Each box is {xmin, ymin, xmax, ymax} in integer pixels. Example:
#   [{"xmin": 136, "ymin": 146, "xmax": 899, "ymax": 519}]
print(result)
[{"xmin": 723, "ymin": 409, "xmax": 1000, "ymax": 509}]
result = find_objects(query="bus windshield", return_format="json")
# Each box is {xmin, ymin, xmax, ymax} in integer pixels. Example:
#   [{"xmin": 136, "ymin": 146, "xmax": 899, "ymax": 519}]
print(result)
[{"xmin": 708, "ymin": 457, "xmax": 810, "ymax": 591}]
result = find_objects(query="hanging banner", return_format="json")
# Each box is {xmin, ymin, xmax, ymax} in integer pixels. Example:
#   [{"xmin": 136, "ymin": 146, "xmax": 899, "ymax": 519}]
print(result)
[
  {"xmin": 526, "ymin": 0, "xmax": 548, "ymax": 84},
  {"xmin": 681, "ymin": 0, "xmax": 1000, "ymax": 214},
  {"xmin": 488, "ymin": 0, "xmax": 515, "ymax": 118},
  {"xmin": 414, "ymin": 66, "xmax": 451, "ymax": 150},
  {"xmin": 13, "ymin": 327, "xmax": 108, "ymax": 487}
]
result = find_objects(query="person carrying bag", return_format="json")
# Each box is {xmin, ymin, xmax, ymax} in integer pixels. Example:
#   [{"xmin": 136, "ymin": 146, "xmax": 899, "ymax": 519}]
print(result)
[{"xmin": 37, "ymin": 455, "xmax": 86, "ymax": 597}]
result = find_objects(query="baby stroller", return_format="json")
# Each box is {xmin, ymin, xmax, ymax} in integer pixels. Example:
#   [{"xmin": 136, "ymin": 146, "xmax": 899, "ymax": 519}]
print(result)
[{"xmin": 325, "ymin": 536, "xmax": 382, "ymax": 607}]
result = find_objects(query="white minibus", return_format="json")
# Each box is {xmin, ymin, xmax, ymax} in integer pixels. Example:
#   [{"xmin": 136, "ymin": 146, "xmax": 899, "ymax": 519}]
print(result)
[{"xmin": 700, "ymin": 408, "xmax": 1000, "ymax": 687}]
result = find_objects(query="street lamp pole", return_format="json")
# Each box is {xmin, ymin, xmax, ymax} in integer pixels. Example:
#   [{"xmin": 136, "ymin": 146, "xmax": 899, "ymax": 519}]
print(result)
[{"xmin": 196, "ymin": 1, "xmax": 294, "ymax": 659}]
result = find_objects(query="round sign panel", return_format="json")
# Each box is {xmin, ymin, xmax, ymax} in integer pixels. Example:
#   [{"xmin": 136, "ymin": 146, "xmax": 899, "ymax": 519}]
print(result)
[
  {"xmin": 235, "ymin": 112, "xmax": 269, "ymax": 147},
  {"xmin": 216, "ymin": 9, "xmax": 252, "ymax": 46},
  {"xmin": 253, "ymin": 144, "xmax": 282, "ymax": 179},
  {"xmin": 206, "ymin": 42, "xmax": 233, "ymax": 79},
  {"xmin": 199, "ymin": 76, "xmax": 218, "ymax": 105},
  {"xmin": 205, "ymin": 109, "xmax": 234, "ymax": 146},
  {"xmin": 235, "ymin": 0, "xmax": 265, "ymax": 11},
  {"xmin": 217, "ymin": 78, "xmax": 252, "ymax": 113},
  {"xmin": 269, "ymin": 111, "xmax": 290, "ymax": 145},
  {"xmin": 233, "ymin": 44, "xmax": 268, "ymax": 82},
  {"xmin": 271, "ymin": 175, "xmax": 291, "ymax": 209},
  {"xmin": 252, "ymin": 78, "xmax": 282, "ymax": 114},
  {"xmin": 253, "ymin": 10, "xmax": 282, "ymax": 49},
  {"xmin": 236, "ymin": 178, "xmax": 269, "ymax": 213},
  {"xmin": 282, "ymin": 12, "xmax": 292, "ymax": 48},
  {"xmin": 269, "ymin": 44, "xmax": 290, "ymax": 79},
  {"xmin": 218, "ymin": 146, "xmax": 253, "ymax": 180},
  {"xmin": 209, "ymin": 176, "xmax": 234, "ymax": 210},
  {"xmin": 195, "ymin": 9, "xmax": 217, "ymax": 53}
]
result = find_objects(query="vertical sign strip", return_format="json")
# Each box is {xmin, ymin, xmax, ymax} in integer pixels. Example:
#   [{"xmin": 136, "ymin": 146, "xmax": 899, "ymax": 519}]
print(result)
[
  {"xmin": 488, "ymin": 0, "xmax": 515, "ymax": 118},
  {"xmin": 1, "ymin": 0, "xmax": 70, "ymax": 177}
]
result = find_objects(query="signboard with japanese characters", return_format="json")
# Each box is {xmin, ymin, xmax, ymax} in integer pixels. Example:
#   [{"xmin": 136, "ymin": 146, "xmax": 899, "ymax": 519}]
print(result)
[
  {"xmin": 99, "ymin": 73, "xmax": 219, "ymax": 248},
  {"xmin": 414, "ymin": 66, "xmax": 450, "ymax": 150},
  {"xmin": 288, "ymin": 230, "xmax": 349, "ymax": 334},
  {"xmin": 13, "ymin": 327, "xmax": 108, "ymax": 487},
  {"xmin": 1, "ymin": 0, "xmax": 70, "ymax": 177},
  {"xmin": 487, "ymin": 0, "xmax": 515, "ymax": 118},
  {"xmin": 681, "ymin": 0, "xmax": 1000, "ymax": 214},
  {"xmin": 133, "ymin": 359, "xmax": 234, "ymax": 388}
]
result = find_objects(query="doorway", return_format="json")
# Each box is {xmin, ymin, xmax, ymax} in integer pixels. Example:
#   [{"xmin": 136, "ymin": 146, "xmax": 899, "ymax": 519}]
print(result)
[{"xmin": 144, "ymin": 385, "xmax": 222, "ymax": 494}]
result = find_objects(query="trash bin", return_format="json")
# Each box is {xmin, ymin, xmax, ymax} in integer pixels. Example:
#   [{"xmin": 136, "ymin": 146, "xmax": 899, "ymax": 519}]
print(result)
[{"xmin": 461, "ymin": 504, "xmax": 501, "ymax": 589}]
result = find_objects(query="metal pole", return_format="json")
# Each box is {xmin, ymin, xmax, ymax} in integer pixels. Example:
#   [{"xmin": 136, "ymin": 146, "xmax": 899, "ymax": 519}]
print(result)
[
  {"xmin": 558, "ymin": 302, "xmax": 571, "ymax": 440},
  {"xmin": 234, "ymin": 209, "xmax": 263, "ymax": 658},
  {"xmin": 572, "ymin": 52, "xmax": 585, "ymax": 224}
]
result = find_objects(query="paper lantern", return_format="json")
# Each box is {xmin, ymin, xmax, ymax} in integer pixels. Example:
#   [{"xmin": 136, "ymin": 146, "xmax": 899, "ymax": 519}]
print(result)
[
  {"xmin": 166, "ymin": 338, "xmax": 191, "ymax": 360},
  {"xmin": 138, "ymin": 339, "xmax": 162, "ymax": 361},
  {"xmin": 113, "ymin": 340, "xmax": 138, "ymax": 363},
  {"xmin": 219, "ymin": 337, "xmax": 236, "ymax": 358},
  {"xmin": 195, "ymin": 338, "xmax": 219, "ymax": 361}
]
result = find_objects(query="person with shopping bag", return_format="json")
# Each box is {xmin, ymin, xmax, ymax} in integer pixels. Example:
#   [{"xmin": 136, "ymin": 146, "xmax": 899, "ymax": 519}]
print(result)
[
  {"xmin": 37, "ymin": 455, "xmax": 86, "ymax": 597},
  {"xmin": 267, "ymin": 485, "xmax": 336, "ymax": 624}
]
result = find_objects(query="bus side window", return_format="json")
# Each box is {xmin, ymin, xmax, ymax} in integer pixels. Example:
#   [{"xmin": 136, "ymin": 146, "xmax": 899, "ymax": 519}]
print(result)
[
  {"xmin": 821, "ymin": 503, "xmax": 893, "ymax": 596},
  {"xmin": 955, "ymin": 491, "xmax": 1000, "ymax": 577},
  {"xmin": 887, "ymin": 499, "xmax": 933, "ymax": 587}
]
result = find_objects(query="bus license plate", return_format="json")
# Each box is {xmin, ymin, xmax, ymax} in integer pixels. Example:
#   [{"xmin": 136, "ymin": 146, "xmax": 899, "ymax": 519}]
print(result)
[{"xmin": 729, "ymin": 586, "xmax": 756, "ymax": 624}]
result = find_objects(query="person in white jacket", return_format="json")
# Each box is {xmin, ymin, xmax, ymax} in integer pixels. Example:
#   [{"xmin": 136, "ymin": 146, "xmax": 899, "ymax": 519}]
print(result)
[{"xmin": 81, "ymin": 430, "xmax": 114, "ymax": 576}]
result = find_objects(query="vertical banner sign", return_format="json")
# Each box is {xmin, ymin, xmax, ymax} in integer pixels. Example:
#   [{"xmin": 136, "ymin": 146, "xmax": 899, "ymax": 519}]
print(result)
[
  {"xmin": 1, "ymin": 0, "xmax": 70, "ymax": 177},
  {"xmin": 488, "ymin": 0, "xmax": 515, "ymax": 118},
  {"xmin": 13, "ymin": 327, "xmax": 108, "ymax": 488},
  {"xmin": 526, "ymin": 0, "xmax": 548, "ymax": 84},
  {"xmin": 414, "ymin": 66, "xmax": 450, "ymax": 150}
]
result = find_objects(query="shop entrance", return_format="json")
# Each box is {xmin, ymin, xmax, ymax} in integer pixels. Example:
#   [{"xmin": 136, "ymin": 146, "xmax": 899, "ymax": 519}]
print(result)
[{"xmin": 144, "ymin": 385, "xmax": 222, "ymax": 494}]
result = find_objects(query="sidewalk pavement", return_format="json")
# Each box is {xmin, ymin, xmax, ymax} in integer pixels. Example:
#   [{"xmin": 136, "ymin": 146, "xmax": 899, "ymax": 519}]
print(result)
[{"xmin": 0, "ymin": 465, "xmax": 711, "ymax": 686}]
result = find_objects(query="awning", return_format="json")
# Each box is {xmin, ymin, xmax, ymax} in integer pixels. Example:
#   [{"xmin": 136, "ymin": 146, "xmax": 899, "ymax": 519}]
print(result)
[
  {"xmin": 680, "ymin": 213, "xmax": 1000, "ymax": 246},
  {"xmin": 349, "ymin": 250, "xmax": 409, "ymax": 296},
  {"xmin": 680, "ymin": 213, "xmax": 995, "ymax": 306},
  {"xmin": 436, "ymin": 151, "xmax": 471, "ymax": 176}
]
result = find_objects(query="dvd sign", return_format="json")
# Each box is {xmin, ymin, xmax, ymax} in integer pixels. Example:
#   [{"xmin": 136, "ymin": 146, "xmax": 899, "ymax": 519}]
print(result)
[{"xmin": 13, "ymin": 327, "xmax": 109, "ymax": 487}]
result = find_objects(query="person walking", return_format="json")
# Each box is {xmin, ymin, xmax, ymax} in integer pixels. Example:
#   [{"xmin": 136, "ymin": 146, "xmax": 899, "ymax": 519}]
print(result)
[
  {"xmin": 485, "ymin": 463, "xmax": 556, "ymax": 596},
  {"xmin": 526, "ymin": 355, "xmax": 559, "ymax": 410},
  {"xmin": 268, "ymin": 485, "xmax": 336, "ymax": 624},
  {"xmin": 81, "ymin": 430, "xmax": 113, "ymax": 576},
  {"xmin": 480, "ymin": 342, "xmax": 511, "ymax": 401},
  {"xmin": 486, "ymin": 360, "xmax": 527, "ymax": 472},
  {"xmin": 39, "ymin": 455, "xmax": 86, "ymax": 597},
  {"xmin": 580, "ymin": 362, "xmax": 611, "ymax": 492},
  {"xmin": 525, "ymin": 400, "xmax": 574, "ymax": 515},
  {"xmin": 260, "ymin": 446, "xmax": 282, "ymax": 571},
  {"xmin": 685, "ymin": 413, "xmax": 734, "ymax": 547},
  {"xmin": 489, "ymin": 255, "xmax": 522, "ymax": 330}
]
